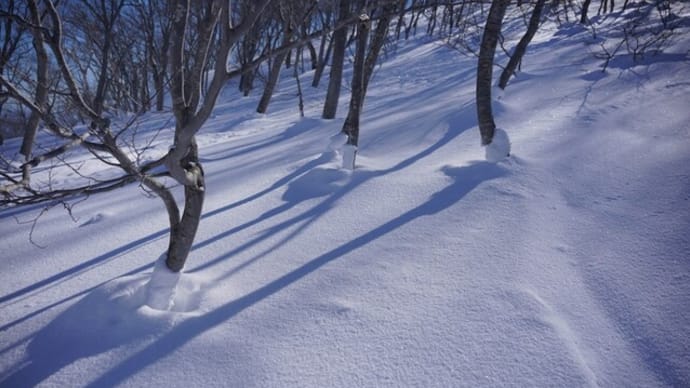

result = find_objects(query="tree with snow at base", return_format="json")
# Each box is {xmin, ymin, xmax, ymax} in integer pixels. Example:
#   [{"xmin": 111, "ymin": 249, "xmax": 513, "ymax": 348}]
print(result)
[{"xmin": 475, "ymin": 0, "xmax": 511, "ymax": 161}]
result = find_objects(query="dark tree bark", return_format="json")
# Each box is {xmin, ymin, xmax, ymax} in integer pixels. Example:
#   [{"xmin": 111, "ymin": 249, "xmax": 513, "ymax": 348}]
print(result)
[
  {"xmin": 15, "ymin": 0, "xmax": 48, "ymax": 188},
  {"xmin": 363, "ymin": 5, "xmax": 394, "ymax": 95},
  {"xmin": 164, "ymin": 136, "xmax": 204, "ymax": 272},
  {"xmin": 20, "ymin": 1, "xmax": 48, "ymax": 160},
  {"xmin": 311, "ymin": 7, "xmax": 333, "ymax": 88},
  {"xmin": 394, "ymin": 0, "xmax": 406, "ymax": 40},
  {"xmin": 312, "ymin": 29, "xmax": 333, "ymax": 88},
  {"xmin": 1, "ymin": 0, "xmax": 275, "ymax": 282},
  {"xmin": 257, "ymin": 27, "xmax": 293, "ymax": 114},
  {"xmin": 239, "ymin": 60, "xmax": 257, "ymax": 96},
  {"xmin": 598, "ymin": 0, "xmax": 615, "ymax": 15},
  {"xmin": 342, "ymin": 14, "xmax": 371, "ymax": 148},
  {"xmin": 322, "ymin": 0, "xmax": 350, "ymax": 119},
  {"xmin": 84, "ymin": 0, "xmax": 127, "ymax": 115},
  {"xmin": 580, "ymin": 0, "xmax": 592, "ymax": 24},
  {"xmin": 305, "ymin": 41, "xmax": 318, "ymax": 70},
  {"xmin": 498, "ymin": 0, "xmax": 545, "ymax": 90},
  {"xmin": 476, "ymin": 0, "xmax": 510, "ymax": 145}
]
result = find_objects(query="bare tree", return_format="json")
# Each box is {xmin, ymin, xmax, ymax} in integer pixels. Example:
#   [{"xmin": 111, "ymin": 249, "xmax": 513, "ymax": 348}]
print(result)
[
  {"xmin": 132, "ymin": 0, "xmax": 174, "ymax": 111},
  {"xmin": 341, "ymin": 13, "xmax": 370, "ymax": 169},
  {"xmin": 499, "ymin": 0, "xmax": 546, "ymax": 90},
  {"xmin": 341, "ymin": 3, "xmax": 396, "ymax": 169},
  {"xmin": 581, "ymin": 0, "xmax": 593, "ymax": 24},
  {"xmin": 257, "ymin": 2, "xmax": 297, "ymax": 114},
  {"xmin": 476, "ymin": 0, "xmax": 510, "ymax": 146},
  {"xmin": 0, "ymin": 0, "xmax": 275, "ymax": 308},
  {"xmin": 311, "ymin": 4, "xmax": 334, "ymax": 88},
  {"xmin": 62, "ymin": 0, "xmax": 127, "ymax": 115},
  {"xmin": 322, "ymin": 0, "xmax": 351, "ymax": 119}
]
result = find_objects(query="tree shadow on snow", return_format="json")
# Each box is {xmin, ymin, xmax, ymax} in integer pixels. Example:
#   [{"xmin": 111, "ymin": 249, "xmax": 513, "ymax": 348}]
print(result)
[
  {"xmin": 0, "ymin": 274, "xmax": 172, "ymax": 387},
  {"xmin": 0, "ymin": 120, "xmax": 326, "ymax": 324},
  {"xmin": 1, "ymin": 103, "xmax": 502, "ymax": 386},
  {"xmin": 0, "ymin": 118, "xmax": 326, "ymax": 312},
  {"xmin": 199, "ymin": 116, "xmax": 324, "ymax": 164},
  {"xmin": 190, "ymin": 102, "xmax": 479, "ymax": 275},
  {"xmin": 83, "ymin": 161, "xmax": 508, "ymax": 387}
]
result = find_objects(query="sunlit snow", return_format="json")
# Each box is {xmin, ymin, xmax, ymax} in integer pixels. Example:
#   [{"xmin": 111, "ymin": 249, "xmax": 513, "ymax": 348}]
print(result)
[{"xmin": 1, "ymin": 11, "xmax": 689, "ymax": 388}]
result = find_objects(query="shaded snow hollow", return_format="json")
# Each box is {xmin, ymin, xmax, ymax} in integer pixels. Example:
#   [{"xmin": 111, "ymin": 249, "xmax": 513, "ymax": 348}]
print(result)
[{"xmin": 2, "ymin": 14, "xmax": 690, "ymax": 388}]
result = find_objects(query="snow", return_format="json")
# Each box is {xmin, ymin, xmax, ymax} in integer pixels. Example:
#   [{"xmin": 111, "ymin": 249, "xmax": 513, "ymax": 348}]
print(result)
[
  {"xmin": 2, "ymin": 13, "xmax": 690, "ymax": 388},
  {"xmin": 484, "ymin": 128, "xmax": 511, "ymax": 162},
  {"xmin": 341, "ymin": 144, "xmax": 357, "ymax": 170}
]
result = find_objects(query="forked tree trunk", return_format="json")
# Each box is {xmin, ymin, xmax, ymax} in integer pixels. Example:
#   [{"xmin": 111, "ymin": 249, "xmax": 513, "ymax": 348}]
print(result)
[
  {"xmin": 158, "ymin": 0, "xmax": 275, "ymax": 275},
  {"xmin": 498, "ymin": 0, "xmax": 545, "ymax": 90},
  {"xmin": 476, "ymin": 0, "xmax": 510, "ymax": 145}
]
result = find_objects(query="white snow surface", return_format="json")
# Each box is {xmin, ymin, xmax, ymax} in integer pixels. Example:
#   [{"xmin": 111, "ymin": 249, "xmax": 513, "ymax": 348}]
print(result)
[
  {"xmin": 2, "ymin": 17, "xmax": 690, "ymax": 388},
  {"xmin": 485, "ymin": 128, "xmax": 511, "ymax": 162}
]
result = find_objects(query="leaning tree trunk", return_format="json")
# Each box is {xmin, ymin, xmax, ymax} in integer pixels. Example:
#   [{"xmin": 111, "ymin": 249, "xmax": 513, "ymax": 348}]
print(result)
[
  {"xmin": 312, "ymin": 31, "xmax": 333, "ymax": 88},
  {"xmin": 363, "ymin": 5, "xmax": 395, "ymax": 94},
  {"xmin": 257, "ymin": 28, "xmax": 293, "ymax": 114},
  {"xmin": 476, "ymin": 0, "xmax": 510, "ymax": 145},
  {"xmin": 498, "ymin": 0, "xmax": 545, "ymax": 90}
]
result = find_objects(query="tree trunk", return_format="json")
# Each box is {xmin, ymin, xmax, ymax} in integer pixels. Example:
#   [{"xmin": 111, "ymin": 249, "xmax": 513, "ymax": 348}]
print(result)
[
  {"xmin": 18, "ymin": 0, "xmax": 49, "ymax": 185},
  {"xmin": 580, "ymin": 0, "xmax": 592, "ymax": 24},
  {"xmin": 240, "ymin": 65, "xmax": 256, "ymax": 96},
  {"xmin": 312, "ymin": 31, "xmax": 333, "ymax": 88},
  {"xmin": 294, "ymin": 50, "xmax": 305, "ymax": 117},
  {"xmin": 341, "ymin": 14, "xmax": 370, "ymax": 169},
  {"xmin": 498, "ymin": 0, "xmax": 545, "ymax": 90},
  {"xmin": 306, "ymin": 41, "xmax": 318, "ymax": 70},
  {"xmin": 363, "ymin": 6, "xmax": 394, "ymax": 95},
  {"xmin": 476, "ymin": 0, "xmax": 510, "ymax": 146},
  {"xmin": 257, "ymin": 29, "xmax": 292, "ymax": 114},
  {"xmin": 163, "ymin": 130, "xmax": 206, "ymax": 272},
  {"xmin": 166, "ymin": 180, "xmax": 205, "ymax": 271},
  {"xmin": 322, "ymin": 0, "xmax": 350, "ymax": 119},
  {"xmin": 395, "ymin": 0, "xmax": 406, "ymax": 40}
]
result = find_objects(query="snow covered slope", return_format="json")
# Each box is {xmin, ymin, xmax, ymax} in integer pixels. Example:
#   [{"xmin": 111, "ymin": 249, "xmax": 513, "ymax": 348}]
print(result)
[{"xmin": 1, "ymin": 13, "xmax": 689, "ymax": 387}]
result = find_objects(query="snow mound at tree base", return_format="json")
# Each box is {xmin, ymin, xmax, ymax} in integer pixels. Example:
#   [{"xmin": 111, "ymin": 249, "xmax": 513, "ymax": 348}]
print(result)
[
  {"xmin": 0, "ymin": 273, "xmax": 191, "ymax": 386},
  {"xmin": 485, "ymin": 128, "xmax": 511, "ymax": 162}
]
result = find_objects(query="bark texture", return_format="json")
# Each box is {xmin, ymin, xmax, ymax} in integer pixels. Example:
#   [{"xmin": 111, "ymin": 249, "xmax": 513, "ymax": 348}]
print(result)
[
  {"xmin": 322, "ymin": 0, "xmax": 350, "ymax": 119},
  {"xmin": 498, "ymin": 0, "xmax": 546, "ymax": 90},
  {"xmin": 476, "ymin": 0, "xmax": 510, "ymax": 146},
  {"xmin": 257, "ymin": 27, "xmax": 293, "ymax": 114},
  {"xmin": 342, "ymin": 14, "xmax": 371, "ymax": 148}
]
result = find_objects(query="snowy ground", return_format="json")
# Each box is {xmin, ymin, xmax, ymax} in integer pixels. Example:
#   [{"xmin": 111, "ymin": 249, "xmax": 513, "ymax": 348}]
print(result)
[{"xmin": 1, "ymin": 14, "xmax": 689, "ymax": 388}]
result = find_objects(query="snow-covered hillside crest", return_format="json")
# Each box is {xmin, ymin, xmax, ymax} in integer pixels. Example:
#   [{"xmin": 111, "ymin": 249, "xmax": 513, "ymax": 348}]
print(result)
[{"xmin": 2, "ymin": 8, "xmax": 690, "ymax": 388}]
